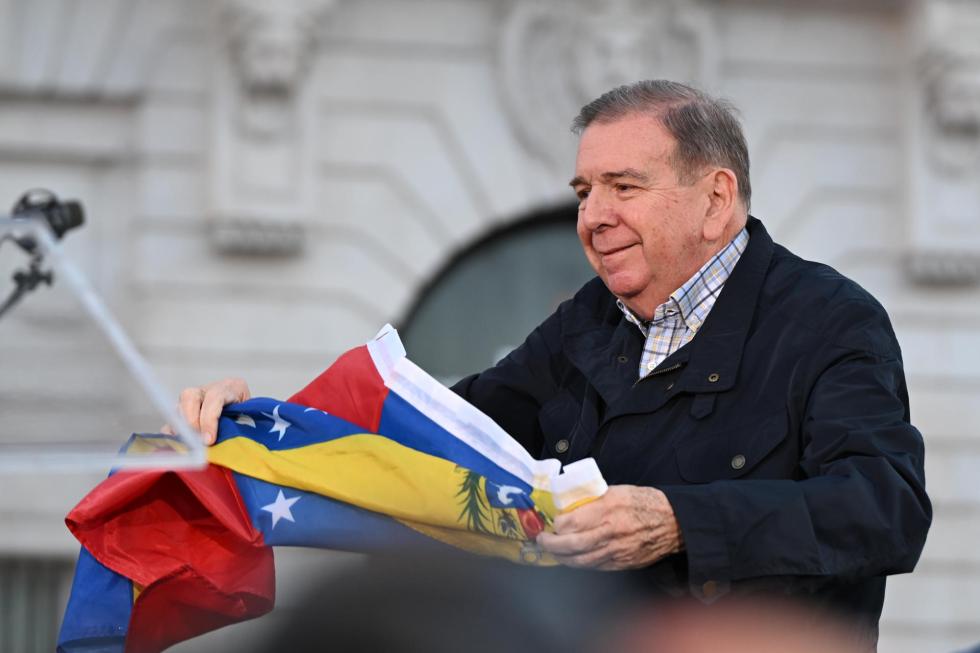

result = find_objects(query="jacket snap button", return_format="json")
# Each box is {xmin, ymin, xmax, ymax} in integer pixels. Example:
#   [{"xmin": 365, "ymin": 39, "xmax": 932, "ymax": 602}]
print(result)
[
  {"xmin": 617, "ymin": 355, "xmax": 629, "ymax": 364},
  {"xmin": 707, "ymin": 372, "xmax": 720, "ymax": 383},
  {"xmin": 555, "ymin": 439, "xmax": 570, "ymax": 453},
  {"xmin": 731, "ymin": 454, "xmax": 746, "ymax": 470}
]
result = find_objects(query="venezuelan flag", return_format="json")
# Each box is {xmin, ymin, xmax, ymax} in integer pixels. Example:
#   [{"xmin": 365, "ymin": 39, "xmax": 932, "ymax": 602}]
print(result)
[{"xmin": 58, "ymin": 327, "xmax": 606, "ymax": 653}]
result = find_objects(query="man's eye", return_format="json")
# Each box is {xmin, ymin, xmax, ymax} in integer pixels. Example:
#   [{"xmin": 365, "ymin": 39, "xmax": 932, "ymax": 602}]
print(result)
[
  {"xmin": 576, "ymin": 189, "xmax": 590, "ymax": 200},
  {"xmin": 615, "ymin": 184, "xmax": 635, "ymax": 193}
]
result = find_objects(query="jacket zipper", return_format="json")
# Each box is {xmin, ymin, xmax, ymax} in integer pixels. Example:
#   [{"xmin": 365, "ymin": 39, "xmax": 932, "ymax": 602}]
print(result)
[{"xmin": 633, "ymin": 361, "xmax": 686, "ymax": 388}]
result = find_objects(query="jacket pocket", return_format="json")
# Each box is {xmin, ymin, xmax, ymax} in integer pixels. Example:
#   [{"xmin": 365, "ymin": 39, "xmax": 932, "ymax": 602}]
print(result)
[
  {"xmin": 673, "ymin": 411, "xmax": 788, "ymax": 483},
  {"xmin": 537, "ymin": 389, "xmax": 584, "ymax": 458}
]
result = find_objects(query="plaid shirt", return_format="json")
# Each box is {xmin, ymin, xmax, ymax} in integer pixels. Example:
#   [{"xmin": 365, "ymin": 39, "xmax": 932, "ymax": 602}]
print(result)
[{"xmin": 618, "ymin": 228, "xmax": 749, "ymax": 379}]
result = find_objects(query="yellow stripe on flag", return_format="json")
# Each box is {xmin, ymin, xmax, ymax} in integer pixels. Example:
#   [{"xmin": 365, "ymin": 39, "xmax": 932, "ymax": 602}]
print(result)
[{"xmin": 207, "ymin": 434, "xmax": 558, "ymax": 537}]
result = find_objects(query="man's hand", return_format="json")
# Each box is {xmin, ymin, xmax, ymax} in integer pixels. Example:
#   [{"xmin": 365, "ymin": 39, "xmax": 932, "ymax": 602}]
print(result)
[
  {"xmin": 161, "ymin": 377, "xmax": 251, "ymax": 445},
  {"xmin": 536, "ymin": 485, "xmax": 684, "ymax": 570}
]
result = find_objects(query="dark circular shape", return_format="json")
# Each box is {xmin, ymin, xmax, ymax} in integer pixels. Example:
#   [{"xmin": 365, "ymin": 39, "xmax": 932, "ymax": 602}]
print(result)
[{"xmin": 399, "ymin": 203, "xmax": 594, "ymax": 383}]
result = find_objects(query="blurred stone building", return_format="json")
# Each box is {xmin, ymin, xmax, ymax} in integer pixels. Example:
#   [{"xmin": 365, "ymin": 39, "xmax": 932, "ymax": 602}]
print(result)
[{"xmin": 1, "ymin": 0, "xmax": 979, "ymax": 651}]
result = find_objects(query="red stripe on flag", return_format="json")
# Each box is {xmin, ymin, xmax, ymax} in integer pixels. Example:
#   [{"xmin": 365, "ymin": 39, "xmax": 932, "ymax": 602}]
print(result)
[
  {"xmin": 67, "ymin": 465, "xmax": 274, "ymax": 653},
  {"xmin": 288, "ymin": 344, "xmax": 389, "ymax": 431}
]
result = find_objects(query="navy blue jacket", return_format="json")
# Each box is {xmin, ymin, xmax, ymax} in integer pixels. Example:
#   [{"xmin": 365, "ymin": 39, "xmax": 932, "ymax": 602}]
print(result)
[{"xmin": 453, "ymin": 218, "xmax": 931, "ymax": 625}]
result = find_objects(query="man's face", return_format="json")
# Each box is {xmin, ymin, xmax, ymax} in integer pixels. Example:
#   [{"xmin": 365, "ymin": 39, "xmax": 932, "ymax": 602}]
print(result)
[{"xmin": 571, "ymin": 113, "xmax": 711, "ymax": 317}]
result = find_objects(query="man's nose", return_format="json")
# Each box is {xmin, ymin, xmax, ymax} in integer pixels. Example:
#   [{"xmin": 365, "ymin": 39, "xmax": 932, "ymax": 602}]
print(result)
[{"xmin": 580, "ymin": 187, "xmax": 617, "ymax": 230}]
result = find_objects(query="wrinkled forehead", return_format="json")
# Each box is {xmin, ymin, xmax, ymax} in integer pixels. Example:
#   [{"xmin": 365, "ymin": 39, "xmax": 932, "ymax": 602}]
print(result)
[{"xmin": 573, "ymin": 113, "xmax": 677, "ymax": 177}]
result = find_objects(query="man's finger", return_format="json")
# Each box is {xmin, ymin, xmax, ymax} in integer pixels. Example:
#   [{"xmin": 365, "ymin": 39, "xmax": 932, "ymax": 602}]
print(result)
[
  {"xmin": 551, "ymin": 544, "xmax": 615, "ymax": 569},
  {"xmin": 537, "ymin": 526, "xmax": 608, "ymax": 556},
  {"xmin": 199, "ymin": 379, "xmax": 251, "ymax": 444},
  {"xmin": 199, "ymin": 389, "xmax": 231, "ymax": 442},
  {"xmin": 553, "ymin": 498, "xmax": 608, "ymax": 533},
  {"xmin": 199, "ymin": 387, "xmax": 237, "ymax": 444},
  {"xmin": 178, "ymin": 387, "xmax": 205, "ymax": 434}
]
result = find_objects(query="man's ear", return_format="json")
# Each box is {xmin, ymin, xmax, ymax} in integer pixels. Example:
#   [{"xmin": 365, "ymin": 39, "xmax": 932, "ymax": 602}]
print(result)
[{"xmin": 702, "ymin": 168, "xmax": 738, "ymax": 242}]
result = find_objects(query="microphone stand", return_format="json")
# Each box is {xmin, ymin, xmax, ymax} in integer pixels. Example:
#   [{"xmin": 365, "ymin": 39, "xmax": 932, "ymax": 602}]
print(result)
[
  {"xmin": 0, "ymin": 216, "xmax": 207, "ymax": 471},
  {"xmin": 0, "ymin": 241, "xmax": 52, "ymax": 320}
]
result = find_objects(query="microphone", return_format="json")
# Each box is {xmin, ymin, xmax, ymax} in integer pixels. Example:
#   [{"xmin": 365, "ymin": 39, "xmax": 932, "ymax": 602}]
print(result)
[
  {"xmin": 8, "ymin": 189, "xmax": 85, "ymax": 253},
  {"xmin": 0, "ymin": 189, "xmax": 86, "ymax": 320}
]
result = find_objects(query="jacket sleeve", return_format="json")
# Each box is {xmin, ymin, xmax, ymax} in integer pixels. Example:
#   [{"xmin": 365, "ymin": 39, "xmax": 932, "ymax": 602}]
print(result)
[
  {"xmin": 451, "ymin": 308, "xmax": 566, "ymax": 457},
  {"xmin": 660, "ymin": 299, "xmax": 932, "ymax": 590}
]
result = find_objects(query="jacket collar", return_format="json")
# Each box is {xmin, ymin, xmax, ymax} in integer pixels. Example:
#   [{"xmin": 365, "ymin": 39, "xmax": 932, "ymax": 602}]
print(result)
[
  {"xmin": 680, "ymin": 216, "xmax": 772, "ymax": 394},
  {"xmin": 561, "ymin": 217, "xmax": 774, "ymax": 415},
  {"xmin": 560, "ymin": 289, "xmax": 642, "ymax": 409}
]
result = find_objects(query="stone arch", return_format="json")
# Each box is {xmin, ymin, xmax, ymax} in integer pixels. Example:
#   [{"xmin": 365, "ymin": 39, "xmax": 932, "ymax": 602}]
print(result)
[{"xmin": 398, "ymin": 203, "xmax": 593, "ymax": 383}]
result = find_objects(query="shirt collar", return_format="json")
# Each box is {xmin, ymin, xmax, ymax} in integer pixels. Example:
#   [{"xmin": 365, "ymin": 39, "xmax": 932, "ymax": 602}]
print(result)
[{"xmin": 617, "ymin": 227, "xmax": 750, "ymax": 335}]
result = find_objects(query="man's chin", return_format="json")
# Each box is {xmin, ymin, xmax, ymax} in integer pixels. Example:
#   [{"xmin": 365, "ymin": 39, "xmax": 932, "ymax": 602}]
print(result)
[{"xmin": 600, "ymin": 274, "xmax": 644, "ymax": 301}]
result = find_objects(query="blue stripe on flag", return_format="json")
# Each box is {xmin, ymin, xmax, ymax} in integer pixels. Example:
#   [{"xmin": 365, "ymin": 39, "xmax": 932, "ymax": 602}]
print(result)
[
  {"xmin": 377, "ymin": 392, "xmax": 531, "ymax": 493},
  {"xmin": 57, "ymin": 547, "xmax": 130, "ymax": 653},
  {"xmin": 219, "ymin": 396, "xmax": 533, "ymax": 497},
  {"xmin": 234, "ymin": 473, "xmax": 451, "ymax": 551}
]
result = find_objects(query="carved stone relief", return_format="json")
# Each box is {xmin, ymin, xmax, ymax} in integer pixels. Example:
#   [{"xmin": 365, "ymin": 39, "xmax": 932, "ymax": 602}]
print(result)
[
  {"xmin": 921, "ymin": 49, "xmax": 980, "ymax": 174},
  {"xmin": 907, "ymin": 0, "xmax": 980, "ymax": 284},
  {"xmin": 208, "ymin": 0, "xmax": 337, "ymax": 256},
  {"xmin": 496, "ymin": 0, "xmax": 716, "ymax": 172}
]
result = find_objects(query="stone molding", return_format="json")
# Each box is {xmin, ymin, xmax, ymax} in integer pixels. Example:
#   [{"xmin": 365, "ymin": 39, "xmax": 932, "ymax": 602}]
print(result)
[
  {"xmin": 908, "ymin": 250, "xmax": 980, "ymax": 285},
  {"xmin": 496, "ymin": 0, "xmax": 716, "ymax": 172},
  {"xmin": 220, "ymin": 0, "xmax": 336, "ymax": 137},
  {"xmin": 907, "ymin": 0, "xmax": 980, "ymax": 285},
  {"xmin": 208, "ymin": 0, "xmax": 337, "ymax": 256},
  {"xmin": 919, "ymin": 44, "xmax": 980, "ymax": 175}
]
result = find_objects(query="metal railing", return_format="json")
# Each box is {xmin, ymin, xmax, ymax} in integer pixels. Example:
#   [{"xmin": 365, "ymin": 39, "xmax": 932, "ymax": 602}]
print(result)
[{"xmin": 0, "ymin": 556, "xmax": 74, "ymax": 653}]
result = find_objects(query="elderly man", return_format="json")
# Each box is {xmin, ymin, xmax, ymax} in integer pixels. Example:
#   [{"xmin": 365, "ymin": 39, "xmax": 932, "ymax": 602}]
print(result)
[{"xmin": 178, "ymin": 80, "xmax": 930, "ymax": 631}]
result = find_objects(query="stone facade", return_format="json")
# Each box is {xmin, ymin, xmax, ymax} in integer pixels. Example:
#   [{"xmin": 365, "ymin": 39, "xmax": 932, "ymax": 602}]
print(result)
[{"xmin": 1, "ymin": 0, "xmax": 978, "ymax": 650}]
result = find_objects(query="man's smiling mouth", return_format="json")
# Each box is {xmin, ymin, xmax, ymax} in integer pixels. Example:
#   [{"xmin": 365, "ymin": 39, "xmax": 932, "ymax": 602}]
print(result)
[{"xmin": 598, "ymin": 243, "xmax": 638, "ymax": 256}]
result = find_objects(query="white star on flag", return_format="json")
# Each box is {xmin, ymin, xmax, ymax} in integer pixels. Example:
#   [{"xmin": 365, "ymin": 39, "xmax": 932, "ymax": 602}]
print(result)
[
  {"xmin": 261, "ymin": 405, "xmax": 291, "ymax": 441},
  {"xmin": 235, "ymin": 414, "xmax": 256, "ymax": 428},
  {"xmin": 261, "ymin": 490, "xmax": 300, "ymax": 529},
  {"xmin": 304, "ymin": 407, "xmax": 330, "ymax": 416}
]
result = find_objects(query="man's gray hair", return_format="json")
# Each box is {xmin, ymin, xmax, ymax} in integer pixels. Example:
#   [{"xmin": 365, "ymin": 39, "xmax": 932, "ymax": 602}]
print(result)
[{"xmin": 572, "ymin": 80, "xmax": 751, "ymax": 210}]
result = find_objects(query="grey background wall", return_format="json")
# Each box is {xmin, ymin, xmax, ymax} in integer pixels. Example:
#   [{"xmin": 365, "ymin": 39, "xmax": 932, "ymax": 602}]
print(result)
[{"xmin": 1, "ymin": 1, "xmax": 979, "ymax": 651}]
